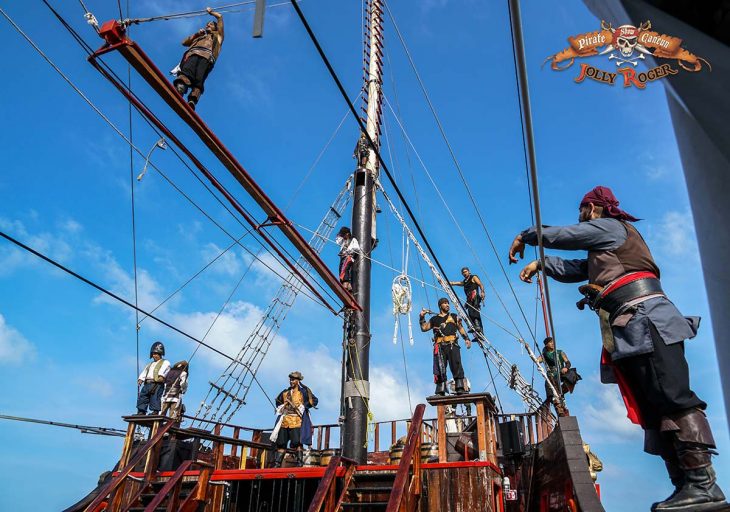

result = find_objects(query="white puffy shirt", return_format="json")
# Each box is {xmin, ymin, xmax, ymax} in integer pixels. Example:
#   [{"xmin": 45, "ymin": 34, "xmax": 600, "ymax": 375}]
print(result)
[{"xmin": 138, "ymin": 359, "xmax": 171, "ymax": 381}]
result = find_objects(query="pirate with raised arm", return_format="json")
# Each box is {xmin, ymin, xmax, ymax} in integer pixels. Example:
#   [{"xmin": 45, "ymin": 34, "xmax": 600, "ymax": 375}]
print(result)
[
  {"xmin": 173, "ymin": 7, "xmax": 224, "ymax": 110},
  {"xmin": 508, "ymin": 186, "xmax": 726, "ymax": 512},
  {"xmin": 420, "ymin": 298, "xmax": 471, "ymax": 396},
  {"xmin": 449, "ymin": 266, "xmax": 486, "ymax": 334}
]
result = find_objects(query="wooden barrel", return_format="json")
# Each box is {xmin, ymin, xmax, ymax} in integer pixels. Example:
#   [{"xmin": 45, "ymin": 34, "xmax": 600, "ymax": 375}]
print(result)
[
  {"xmin": 319, "ymin": 448, "xmax": 339, "ymax": 466},
  {"xmin": 389, "ymin": 444, "xmax": 404, "ymax": 465},
  {"xmin": 420, "ymin": 442, "xmax": 438, "ymax": 463},
  {"xmin": 303, "ymin": 450, "xmax": 320, "ymax": 467}
]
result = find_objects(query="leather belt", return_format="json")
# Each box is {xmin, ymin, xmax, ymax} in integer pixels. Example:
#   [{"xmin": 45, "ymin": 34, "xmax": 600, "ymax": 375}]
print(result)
[
  {"xmin": 435, "ymin": 335, "xmax": 457, "ymax": 344},
  {"xmin": 595, "ymin": 273, "xmax": 663, "ymax": 316}
]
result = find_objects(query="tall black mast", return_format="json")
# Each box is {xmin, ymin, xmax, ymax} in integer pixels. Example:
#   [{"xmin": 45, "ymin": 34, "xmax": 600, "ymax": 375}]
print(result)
[{"xmin": 342, "ymin": 0, "xmax": 384, "ymax": 464}]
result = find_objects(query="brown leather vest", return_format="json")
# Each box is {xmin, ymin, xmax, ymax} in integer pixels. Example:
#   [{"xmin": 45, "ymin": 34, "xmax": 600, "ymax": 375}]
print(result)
[
  {"xmin": 188, "ymin": 31, "xmax": 222, "ymax": 61},
  {"xmin": 587, "ymin": 222, "xmax": 660, "ymax": 286}
]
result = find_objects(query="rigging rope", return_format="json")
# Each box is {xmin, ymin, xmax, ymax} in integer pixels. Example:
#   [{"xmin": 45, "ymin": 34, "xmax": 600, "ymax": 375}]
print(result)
[
  {"xmin": 382, "ymin": 3, "xmax": 542, "ymax": 353},
  {"xmin": 122, "ymin": 0, "xmax": 295, "ymax": 25},
  {"xmin": 377, "ymin": 183, "xmax": 557, "ymax": 412},
  {"xmin": 124, "ymin": 0, "xmax": 141, "ymax": 384},
  {"xmin": 0, "ymin": 230, "xmax": 245, "ymax": 368},
  {"xmin": 382, "ymin": 94, "xmax": 531, "ymax": 343}
]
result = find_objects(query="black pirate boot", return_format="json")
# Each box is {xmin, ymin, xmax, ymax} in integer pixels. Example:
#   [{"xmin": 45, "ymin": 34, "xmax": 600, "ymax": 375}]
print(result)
[
  {"xmin": 654, "ymin": 408, "xmax": 727, "ymax": 511},
  {"xmin": 296, "ymin": 449, "xmax": 304, "ymax": 467},
  {"xmin": 454, "ymin": 378, "xmax": 467, "ymax": 395},
  {"xmin": 273, "ymin": 451, "xmax": 285, "ymax": 468},
  {"xmin": 434, "ymin": 382, "xmax": 446, "ymax": 396},
  {"xmin": 174, "ymin": 81, "xmax": 188, "ymax": 96},
  {"xmin": 651, "ymin": 460, "xmax": 685, "ymax": 511}
]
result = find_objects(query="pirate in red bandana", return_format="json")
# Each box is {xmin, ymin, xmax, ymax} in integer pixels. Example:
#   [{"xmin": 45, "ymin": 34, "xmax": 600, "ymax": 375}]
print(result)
[{"xmin": 508, "ymin": 186, "xmax": 726, "ymax": 512}]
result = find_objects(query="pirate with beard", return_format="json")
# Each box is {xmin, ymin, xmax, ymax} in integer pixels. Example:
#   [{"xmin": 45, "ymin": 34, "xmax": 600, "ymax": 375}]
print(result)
[{"xmin": 508, "ymin": 186, "xmax": 726, "ymax": 512}]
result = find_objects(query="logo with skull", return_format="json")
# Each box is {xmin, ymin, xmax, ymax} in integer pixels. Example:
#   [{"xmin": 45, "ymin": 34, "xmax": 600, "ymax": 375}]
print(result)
[{"xmin": 603, "ymin": 22, "xmax": 653, "ymax": 67}]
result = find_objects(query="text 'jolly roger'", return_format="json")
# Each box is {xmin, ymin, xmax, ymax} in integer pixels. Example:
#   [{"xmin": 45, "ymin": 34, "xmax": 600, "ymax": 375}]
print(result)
[{"xmin": 544, "ymin": 20, "xmax": 711, "ymax": 89}]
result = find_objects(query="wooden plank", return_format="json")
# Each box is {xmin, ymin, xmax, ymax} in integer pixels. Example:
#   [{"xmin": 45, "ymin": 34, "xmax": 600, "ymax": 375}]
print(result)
[
  {"xmin": 306, "ymin": 455, "xmax": 341, "ymax": 512},
  {"xmin": 374, "ymin": 423, "xmax": 380, "ymax": 452},
  {"xmin": 476, "ymin": 402, "xmax": 488, "ymax": 462},
  {"xmin": 143, "ymin": 460, "xmax": 192, "ymax": 512},
  {"xmin": 231, "ymin": 427, "xmax": 240, "ymax": 458},
  {"xmin": 488, "ymin": 416, "xmax": 497, "ymax": 465},
  {"xmin": 333, "ymin": 463, "xmax": 357, "ymax": 511},
  {"xmin": 391, "ymin": 421, "xmax": 397, "ymax": 447},
  {"xmin": 240, "ymin": 447, "xmax": 248, "ymax": 470},
  {"xmin": 437, "ymin": 406, "xmax": 447, "ymax": 463},
  {"xmin": 324, "ymin": 427, "xmax": 331, "ymax": 450}
]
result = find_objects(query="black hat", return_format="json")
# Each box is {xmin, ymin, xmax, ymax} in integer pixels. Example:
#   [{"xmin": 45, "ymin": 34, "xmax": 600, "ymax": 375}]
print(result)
[{"xmin": 150, "ymin": 341, "xmax": 165, "ymax": 357}]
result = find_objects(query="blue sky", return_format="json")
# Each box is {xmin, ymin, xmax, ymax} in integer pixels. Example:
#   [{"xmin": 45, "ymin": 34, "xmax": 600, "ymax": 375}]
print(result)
[{"xmin": 0, "ymin": 1, "xmax": 727, "ymax": 511}]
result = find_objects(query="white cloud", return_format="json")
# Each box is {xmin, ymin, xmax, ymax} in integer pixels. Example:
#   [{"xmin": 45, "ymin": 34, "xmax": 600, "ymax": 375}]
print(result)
[
  {"xmin": 170, "ymin": 300, "xmax": 265, "ymax": 364},
  {"xmin": 201, "ymin": 242, "xmax": 242, "ymax": 276},
  {"xmin": 0, "ymin": 217, "xmax": 74, "ymax": 277},
  {"xmin": 0, "ymin": 314, "xmax": 36, "ymax": 365},
  {"xmin": 582, "ymin": 377, "xmax": 643, "ymax": 443},
  {"xmin": 649, "ymin": 210, "xmax": 698, "ymax": 259}
]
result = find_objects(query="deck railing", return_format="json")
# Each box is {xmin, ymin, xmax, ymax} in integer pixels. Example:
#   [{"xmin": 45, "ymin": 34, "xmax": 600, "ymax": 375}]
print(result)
[{"xmin": 494, "ymin": 399, "xmax": 555, "ymax": 445}]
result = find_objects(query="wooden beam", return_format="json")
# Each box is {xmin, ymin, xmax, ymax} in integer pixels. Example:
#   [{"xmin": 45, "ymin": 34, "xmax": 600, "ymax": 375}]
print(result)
[
  {"xmin": 475, "ymin": 402, "xmax": 488, "ymax": 462},
  {"xmin": 89, "ymin": 28, "xmax": 360, "ymax": 313},
  {"xmin": 437, "ymin": 406, "xmax": 447, "ymax": 463}
]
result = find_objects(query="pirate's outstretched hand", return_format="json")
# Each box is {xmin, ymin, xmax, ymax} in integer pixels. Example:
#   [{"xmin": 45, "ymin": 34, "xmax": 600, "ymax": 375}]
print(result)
[
  {"xmin": 519, "ymin": 261, "xmax": 539, "ymax": 283},
  {"xmin": 508, "ymin": 234, "xmax": 525, "ymax": 264}
]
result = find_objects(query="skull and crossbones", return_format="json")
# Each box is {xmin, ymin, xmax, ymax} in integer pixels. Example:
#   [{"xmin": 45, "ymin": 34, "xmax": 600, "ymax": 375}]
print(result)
[{"xmin": 599, "ymin": 22, "xmax": 653, "ymax": 66}]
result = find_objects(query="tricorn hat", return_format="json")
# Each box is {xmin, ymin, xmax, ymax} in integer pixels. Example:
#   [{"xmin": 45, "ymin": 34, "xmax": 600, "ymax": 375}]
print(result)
[{"xmin": 289, "ymin": 371, "xmax": 303, "ymax": 381}]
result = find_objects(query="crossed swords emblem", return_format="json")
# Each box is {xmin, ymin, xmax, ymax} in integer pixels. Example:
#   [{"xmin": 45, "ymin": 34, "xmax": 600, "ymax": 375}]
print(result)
[{"xmin": 598, "ymin": 20, "xmax": 654, "ymax": 67}]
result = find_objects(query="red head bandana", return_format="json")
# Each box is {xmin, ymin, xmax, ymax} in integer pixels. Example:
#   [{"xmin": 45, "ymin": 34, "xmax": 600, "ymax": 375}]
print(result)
[{"xmin": 580, "ymin": 186, "xmax": 640, "ymax": 222}]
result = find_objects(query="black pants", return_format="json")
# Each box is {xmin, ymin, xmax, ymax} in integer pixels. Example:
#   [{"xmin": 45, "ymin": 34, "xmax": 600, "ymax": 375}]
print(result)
[
  {"xmin": 433, "ymin": 343, "xmax": 464, "ymax": 383},
  {"xmin": 614, "ymin": 324, "xmax": 706, "ymax": 432},
  {"xmin": 465, "ymin": 300, "xmax": 483, "ymax": 333},
  {"xmin": 276, "ymin": 427, "xmax": 302, "ymax": 449},
  {"xmin": 175, "ymin": 54, "xmax": 214, "ymax": 102},
  {"xmin": 137, "ymin": 382, "xmax": 163, "ymax": 414}
]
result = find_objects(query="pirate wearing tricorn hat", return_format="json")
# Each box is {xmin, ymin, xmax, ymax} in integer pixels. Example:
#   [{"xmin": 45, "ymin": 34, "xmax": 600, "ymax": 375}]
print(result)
[
  {"xmin": 508, "ymin": 186, "xmax": 726, "ymax": 511},
  {"xmin": 271, "ymin": 371, "xmax": 318, "ymax": 467},
  {"xmin": 419, "ymin": 297, "xmax": 472, "ymax": 396}
]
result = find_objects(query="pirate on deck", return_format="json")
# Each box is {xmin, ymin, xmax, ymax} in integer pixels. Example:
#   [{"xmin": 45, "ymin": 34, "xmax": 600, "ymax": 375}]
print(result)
[
  {"xmin": 508, "ymin": 185, "xmax": 726, "ymax": 512},
  {"xmin": 420, "ymin": 298, "xmax": 471, "ymax": 396}
]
